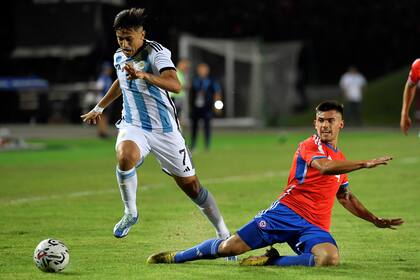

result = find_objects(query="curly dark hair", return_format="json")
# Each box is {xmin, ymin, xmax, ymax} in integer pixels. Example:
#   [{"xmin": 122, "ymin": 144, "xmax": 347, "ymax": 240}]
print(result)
[
  {"xmin": 316, "ymin": 100, "xmax": 344, "ymax": 117},
  {"xmin": 113, "ymin": 8, "xmax": 147, "ymax": 30}
]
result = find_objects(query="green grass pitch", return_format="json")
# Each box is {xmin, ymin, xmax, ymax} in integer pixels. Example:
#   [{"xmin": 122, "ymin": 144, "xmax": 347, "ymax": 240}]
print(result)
[{"xmin": 0, "ymin": 130, "xmax": 419, "ymax": 279}]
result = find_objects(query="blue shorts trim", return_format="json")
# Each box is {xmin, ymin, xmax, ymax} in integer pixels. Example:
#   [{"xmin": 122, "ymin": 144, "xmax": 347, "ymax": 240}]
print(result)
[{"xmin": 236, "ymin": 202, "xmax": 338, "ymax": 254}]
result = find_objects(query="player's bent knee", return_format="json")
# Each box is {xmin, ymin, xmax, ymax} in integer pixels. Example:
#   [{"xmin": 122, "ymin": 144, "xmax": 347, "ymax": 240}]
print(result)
[
  {"xmin": 218, "ymin": 241, "xmax": 242, "ymax": 256},
  {"xmin": 218, "ymin": 235, "xmax": 250, "ymax": 257},
  {"xmin": 314, "ymin": 251, "xmax": 340, "ymax": 267},
  {"xmin": 312, "ymin": 242, "xmax": 340, "ymax": 267},
  {"xmin": 329, "ymin": 253, "xmax": 340, "ymax": 266},
  {"xmin": 117, "ymin": 152, "xmax": 139, "ymax": 167},
  {"xmin": 117, "ymin": 142, "xmax": 140, "ymax": 169}
]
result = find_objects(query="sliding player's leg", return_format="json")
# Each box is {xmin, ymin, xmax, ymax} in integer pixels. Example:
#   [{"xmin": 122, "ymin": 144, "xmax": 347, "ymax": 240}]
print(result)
[{"xmin": 147, "ymin": 234, "xmax": 251, "ymax": 264}]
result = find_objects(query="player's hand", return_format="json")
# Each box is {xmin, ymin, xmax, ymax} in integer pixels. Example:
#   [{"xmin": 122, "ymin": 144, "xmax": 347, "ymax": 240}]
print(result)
[
  {"xmin": 80, "ymin": 110, "xmax": 102, "ymax": 125},
  {"xmin": 364, "ymin": 156, "xmax": 393, "ymax": 168},
  {"xmin": 123, "ymin": 63, "xmax": 147, "ymax": 80},
  {"xmin": 400, "ymin": 115, "xmax": 412, "ymax": 135},
  {"xmin": 373, "ymin": 217, "xmax": 404, "ymax": 229}
]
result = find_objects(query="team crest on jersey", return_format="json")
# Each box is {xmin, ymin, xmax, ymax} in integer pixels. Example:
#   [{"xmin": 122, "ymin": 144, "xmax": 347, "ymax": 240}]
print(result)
[
  {"xmin": 133, "ymin": 60, "xmax": 146, "ymax": 71},
  {"xmin": 258, "ymin": 220, "xmax": 267, "ymax": 228}
]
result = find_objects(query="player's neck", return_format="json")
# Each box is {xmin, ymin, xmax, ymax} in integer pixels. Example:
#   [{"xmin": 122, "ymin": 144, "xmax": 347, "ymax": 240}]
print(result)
[
  {"xmin": 127, "ymin": 40, "xmax": 146, "ymax": 58},
  {"xmin": 321, "ymin": 138, "xmax": 338, "ymax": 151},
  {"xmin": 328, "ymin": 139, "xmax": 338, "ymax": 150}
]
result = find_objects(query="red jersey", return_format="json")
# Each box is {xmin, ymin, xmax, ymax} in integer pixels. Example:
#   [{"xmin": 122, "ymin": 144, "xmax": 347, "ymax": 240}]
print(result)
[
  {"xmin": 408, "ymin": 58, "xmax": 420, "ymax": 85},
  {"xmin": 278, "ymin": 135, "xmax": 349, "ymax": 231}
]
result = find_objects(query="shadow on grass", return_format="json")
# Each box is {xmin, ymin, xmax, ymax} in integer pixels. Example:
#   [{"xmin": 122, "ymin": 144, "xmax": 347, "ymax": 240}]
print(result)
[{"xmin": 56, "ymin": 271, "xmax": 84, "ymax": 276}]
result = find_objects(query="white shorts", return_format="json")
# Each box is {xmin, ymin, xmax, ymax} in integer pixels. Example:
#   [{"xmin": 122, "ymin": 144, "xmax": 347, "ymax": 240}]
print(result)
[{"xmin": 115, "ymin": 120, "xmax": 195, "ymax": 177}]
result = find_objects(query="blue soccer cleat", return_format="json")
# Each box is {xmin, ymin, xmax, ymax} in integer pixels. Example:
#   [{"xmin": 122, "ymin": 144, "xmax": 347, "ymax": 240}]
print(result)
[{"xmin": 113, "ymin": 214, "xmax": 138, "ymax": 238}]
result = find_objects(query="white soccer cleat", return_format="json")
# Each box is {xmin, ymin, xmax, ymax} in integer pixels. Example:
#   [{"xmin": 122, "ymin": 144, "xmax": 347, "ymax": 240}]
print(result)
[
  {"xmin": 225, "ymin": 255, "xmax": 238, "ymax": 261},
  {"xmin": 113, "ymin": 214, "xmax": 138, "ymax": 238}
]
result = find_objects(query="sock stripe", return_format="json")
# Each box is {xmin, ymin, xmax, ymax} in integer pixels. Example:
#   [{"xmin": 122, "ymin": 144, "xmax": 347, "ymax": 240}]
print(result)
[
  {"xmin": 193, "ymin": 187, "xmax": 209, "ymax": 206},
  {"xmin": 116, "ymin": 167, "xmax": 136, "ymax": 181},
  {"xmin": 210, "ymin": 239, "xmax": 223, "ymax": 255}
]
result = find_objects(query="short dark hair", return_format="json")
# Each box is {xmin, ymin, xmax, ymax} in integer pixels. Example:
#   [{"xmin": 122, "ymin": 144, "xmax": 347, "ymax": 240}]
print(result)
[
  {"xmin": 114, "ymin": 8, "xmax": 147, "ymax": 30},
  {"xmin": 315, "ymin": 100, "xmax": 344, "ymax": 117}
]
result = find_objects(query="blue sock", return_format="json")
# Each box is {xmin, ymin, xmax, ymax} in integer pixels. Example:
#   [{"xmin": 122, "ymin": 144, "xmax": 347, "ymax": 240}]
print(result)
[
  {"xmin": 174, "ymin": 238, "xmax": 223, "ymax": 263},
  {"xmin": 269, "ymin": 253, "xmax": 315, "ymax": 267}
]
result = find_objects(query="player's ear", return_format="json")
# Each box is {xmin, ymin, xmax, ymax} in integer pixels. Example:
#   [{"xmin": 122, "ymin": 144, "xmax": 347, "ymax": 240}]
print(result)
[
  {"xmin": 140, "ymin": 29, "xmax": 146, "ymax": 39},
  {"xmin": 339, "ymin": 119, "xmax": 344, "ymax": 129}
]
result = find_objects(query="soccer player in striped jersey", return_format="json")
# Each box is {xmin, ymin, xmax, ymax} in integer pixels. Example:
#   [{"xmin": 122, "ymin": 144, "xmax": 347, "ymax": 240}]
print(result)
[
  {"xmin": 147, "ymin": 101, "xmax": 403, "ymax": 267},
  {"xmin": 81, "ymin": 8, "xmax": 232, "ymax": 241},
  {"xmin": 400, "ymin": 58, "xmax": 420, "ymax": 135}
]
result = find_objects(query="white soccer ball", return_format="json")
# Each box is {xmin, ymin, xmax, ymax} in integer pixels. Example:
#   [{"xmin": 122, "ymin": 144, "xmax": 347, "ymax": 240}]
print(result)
[{"xmin": 33, "ymin": 239, "xmax": 69, "ymax": 272}]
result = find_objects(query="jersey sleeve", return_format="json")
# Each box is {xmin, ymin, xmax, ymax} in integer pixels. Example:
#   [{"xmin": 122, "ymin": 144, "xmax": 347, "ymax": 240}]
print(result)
[
  {"xmin": 408, "ymin": 59, "xmax": 420, "ymax": 85},
  {"xmin": 340, "ymin": 173, "xmax": 349, "ymax": 188},
  {"xmin": 153, "ymin": 47, "xmax": 176, "ymax": 74},
  {"xmin": 299, "ymin": 138, "xmax": 327, "ymax": 166}
]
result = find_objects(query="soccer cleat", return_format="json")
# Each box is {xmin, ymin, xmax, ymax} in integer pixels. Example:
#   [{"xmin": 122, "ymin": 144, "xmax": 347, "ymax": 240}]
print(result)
[
  {"xmin": 113, "ymin": 214, "xmax": 138, "ymax": 238},
  {"xmin": 147, "ymin": 251, "xmax": 177, "ymax": 264},
  {"xmin": 239, "ymin": 247, "xmax": 280, "ymax": 266},
  {"xmin": 225, "ymin": 255, "xmax": 238, "ymax": 261}
]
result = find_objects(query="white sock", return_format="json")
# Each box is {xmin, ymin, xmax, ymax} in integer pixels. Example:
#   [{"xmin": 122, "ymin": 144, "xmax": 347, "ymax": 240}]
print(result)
[
  {"xmin": 116, "ymin": 166, "xmax": 138, "ymax": 217},
  {"xmin": 193, "ymin": 187, "xmax": 230, "ymax": 239}
]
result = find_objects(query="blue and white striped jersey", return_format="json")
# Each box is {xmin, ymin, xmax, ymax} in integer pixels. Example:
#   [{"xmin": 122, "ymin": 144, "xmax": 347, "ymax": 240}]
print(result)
[{"xmin": 113, "ymin": 39, "xmax": 179, "ymax": 133}]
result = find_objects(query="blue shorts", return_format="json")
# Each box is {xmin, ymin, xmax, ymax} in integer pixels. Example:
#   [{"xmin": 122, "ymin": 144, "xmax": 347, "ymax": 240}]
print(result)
[{"xmin": 236, "ymin": 202, "xmax": 337, "ymax": 254}]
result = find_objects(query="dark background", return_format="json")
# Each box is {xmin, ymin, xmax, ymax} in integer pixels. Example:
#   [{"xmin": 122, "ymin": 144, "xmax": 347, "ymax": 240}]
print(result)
[
  {"xmin": 0, "ymin": 0, "xmax": 418, "ymax": 125},
  {"xmin": 1, "ymin": 0, "xmax": 419, "ymax": 84}
]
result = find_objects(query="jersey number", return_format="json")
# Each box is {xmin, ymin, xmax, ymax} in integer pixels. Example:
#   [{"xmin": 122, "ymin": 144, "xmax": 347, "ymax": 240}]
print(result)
[{"xmin": 179, "ymin": 149, "xmax": 187, "ymax": 166}]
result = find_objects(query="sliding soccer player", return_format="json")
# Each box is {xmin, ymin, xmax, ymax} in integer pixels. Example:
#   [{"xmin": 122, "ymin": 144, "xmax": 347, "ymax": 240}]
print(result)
[{"xmin": 148, "ymin": 100, "xmax": 403, "ymax": 267}]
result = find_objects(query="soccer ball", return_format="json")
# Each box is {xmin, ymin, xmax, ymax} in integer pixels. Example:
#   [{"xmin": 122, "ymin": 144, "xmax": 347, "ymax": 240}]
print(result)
[{"xmin": 33, "ymin": 239, "xmax": 69, "ymax": 272}]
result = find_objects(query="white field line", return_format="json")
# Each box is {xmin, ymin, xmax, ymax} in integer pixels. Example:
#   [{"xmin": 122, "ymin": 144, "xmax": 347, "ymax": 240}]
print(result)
[{"xmin": 2, "ymin": 170, "xmax": 288, "ymax": 206}]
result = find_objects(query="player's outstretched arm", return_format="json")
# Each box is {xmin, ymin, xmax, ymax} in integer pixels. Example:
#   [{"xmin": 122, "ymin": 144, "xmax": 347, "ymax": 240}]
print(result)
[
  {"xmin": 311, "ymin": 156, "xmax": 392, "ymax": 175},
  {"xmin": 80, "ymin": 79, "xmax": 121, "ymax": 125},
  {"xmin": 336, "ymin": 187, "xmax": 404, "ymax": 230},
  {"xmin": 400, "ymin": 81, "xmax": 417, "ymax": 135},
  {"xmin": 123, "ymin": 63, "xmax": 181, "ymax": 93}
]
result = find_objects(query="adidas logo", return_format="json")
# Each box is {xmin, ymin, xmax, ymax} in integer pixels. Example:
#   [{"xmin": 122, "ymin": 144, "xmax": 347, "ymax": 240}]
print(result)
[{"xmin": 184, "ymin": 166, "xmax": 190, "ymax": 172}]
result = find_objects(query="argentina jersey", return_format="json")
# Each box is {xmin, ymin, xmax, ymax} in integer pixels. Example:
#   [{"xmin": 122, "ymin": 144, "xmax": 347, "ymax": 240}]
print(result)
[{"xmin": 113, "ymin": 39, "xmax": 179, "ymax": 133}]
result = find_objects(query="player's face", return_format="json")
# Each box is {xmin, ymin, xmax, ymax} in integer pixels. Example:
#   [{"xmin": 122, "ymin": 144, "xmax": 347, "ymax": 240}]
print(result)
[
  {"xmin": 197, "ymin": 64, "xmax": 209, "ymax": 78},
  {"xmin": 314, "ymin": 110, "xmax": 344, "ymax": 143},
  {"xmin": 116, "ymin": 27, "xmax": 145, "ymax": 57}
]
